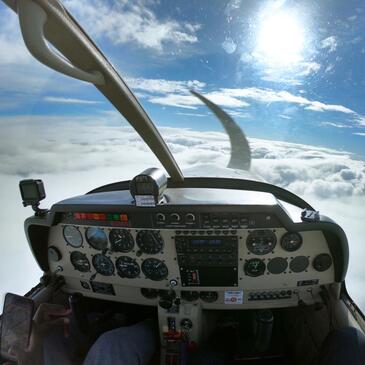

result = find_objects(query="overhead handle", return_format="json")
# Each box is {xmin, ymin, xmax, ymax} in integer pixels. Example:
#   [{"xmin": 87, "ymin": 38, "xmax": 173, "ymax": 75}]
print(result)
[{"xmin": 17, "ymin": 0, "xmax": 105, "ymax": 85}]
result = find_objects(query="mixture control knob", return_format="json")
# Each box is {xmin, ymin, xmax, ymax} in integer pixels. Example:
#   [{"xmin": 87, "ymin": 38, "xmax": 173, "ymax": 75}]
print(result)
[{"xmin": 180, "ymin": 318, "xmax": 193, "ymax": 330}]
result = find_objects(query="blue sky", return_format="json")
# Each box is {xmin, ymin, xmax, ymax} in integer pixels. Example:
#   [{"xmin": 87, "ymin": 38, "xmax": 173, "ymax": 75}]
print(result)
[{"xmin": 1, "ymin": 0, "xmax": 365, "ymax": 157}]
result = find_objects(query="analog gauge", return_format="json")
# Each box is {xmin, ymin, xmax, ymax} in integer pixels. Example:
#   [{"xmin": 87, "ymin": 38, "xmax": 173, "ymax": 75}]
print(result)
[
  {"xmin": 289, "ymin": 256, "xmax": 309, "ymax": 273},
  {"xmin": 109, "ymin": 229, "xmax": 134, "ymax": 253},
  {"xmin": 92, "ymin": 254, "xmax": 114, "ymax": 276},
  {"xmin": 63, "ymin": 226, "xmax": 83, "ymax": 248},
  {"xmin": 116, "ymin": 256, "xmax": 140, "ymax": 278},
  {"xmin": 281, "ymin": 232, "xmax": 303, "ymax": 252},
  {"xmin": 136, "ymin": 230, "xmax": 164, "ymax": 254},
  {"xmin": 181, "ymin": 291, "xmax": 200, "ymax": 302},
  {"xmin": 86, "ymin": 227, "xmax": 108, "ymax": 250},
  {"xmin": 141, "ymin": 288, "xmax": 160, "ymax": 299},
  {"xmin": 246, "ymin": 230, "xmax": 276, "ymax": 255},
  {"xmin": 244, "ymin": 258, "xmax": 266, "ymax": 277},
  {"xmin": 141, "ymin": 258, "xmax": 168, "ymax": 281},
  {"xmin": 200, "ymin": 291, "xmax": 218, "ymax": 303},
  {"xmin": 313, "ymin": 254, "xmax": 332, "ymax": 272},
  {"xmin": 267, "ymin": 257, "xmax": 288, "ymax": 274},
  {"xmin": 70, "ymin": 251, "xmax": 90, "ymax": 272}
]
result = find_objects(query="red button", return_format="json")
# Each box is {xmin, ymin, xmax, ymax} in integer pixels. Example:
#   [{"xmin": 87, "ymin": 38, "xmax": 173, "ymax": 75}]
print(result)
[{"xmin": 120, "ymin": 214, "xmax": 128, "ymax": 222}]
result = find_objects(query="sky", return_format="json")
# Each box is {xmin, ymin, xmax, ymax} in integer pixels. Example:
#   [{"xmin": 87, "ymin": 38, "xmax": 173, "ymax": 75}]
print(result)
[{"xmin": 0, "ymin": 0, "xmax": 365, "ymax": 310}]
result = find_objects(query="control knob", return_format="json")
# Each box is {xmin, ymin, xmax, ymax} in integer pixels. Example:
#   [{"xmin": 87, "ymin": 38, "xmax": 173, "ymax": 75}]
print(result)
[
  {"xmin": 185, "ymin": 213, "xmax": 196, "ymax": 223},
  {"xmin": 170, "ymin": 213, "xmax": 181, "ymax": 222}
]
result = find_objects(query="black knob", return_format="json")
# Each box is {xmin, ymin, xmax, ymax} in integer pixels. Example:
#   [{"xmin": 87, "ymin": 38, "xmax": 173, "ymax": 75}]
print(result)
[
  {"xmin": 159, "ymin": 298, "xmax": 173, "ymax": 310},
  {"xmin": 159, "ymin": 290, "xmax": 176, "ymax": 310},
  {"xmin": 180, "ymin": 318, "xmax": 193, "ymax": 330}
]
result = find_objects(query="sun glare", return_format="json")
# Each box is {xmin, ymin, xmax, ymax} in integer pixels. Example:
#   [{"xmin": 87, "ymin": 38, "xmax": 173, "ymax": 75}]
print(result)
[{"xmin": 256, "ymin": 11, "xmax": 305, "ymax": 66}]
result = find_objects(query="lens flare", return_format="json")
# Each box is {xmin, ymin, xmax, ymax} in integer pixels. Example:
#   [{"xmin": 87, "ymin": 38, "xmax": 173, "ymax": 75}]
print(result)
[{"xmin": 256, "ymin": 11, "xmax": 305, "ymax": 66}]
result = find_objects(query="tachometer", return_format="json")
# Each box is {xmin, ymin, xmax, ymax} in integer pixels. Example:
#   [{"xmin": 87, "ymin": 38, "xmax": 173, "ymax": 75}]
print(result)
[
  {"xmin": 281, "ymin": 232, "xmax": 302, "ymax": 252},
  {"xmin": 116, "ymin": 256, "xmax": 140, "ymax": 278},
  {"xmin": 109, "ymin": 229, "xmax": 134, "ymax": 252},
  {"xmin": 289, "ymin": 256, "xmax": 309, "ymax": 273},
  {"xmin": 136, "ymin": 230, "xmax": 164, "ymax": 254},
  {"xmin": 141, "ymin": 288, "xmax": 160, "ymax": 299},
  {"xmin": 63, "ymin": 226, "xmax": 83, "ymax": 248},
  {"xmin": 86, "ymin": 227, "xmax": 108, "ymax": 250},
  {"xmin": 92, "ymin": 254, "xmax": 114, "ymax": 276},
  {"xmin": 313, "ymin": 254, "xmax": 332, "ymax": 272},
  {"xmin": 267, "ymin": 257, "xmax": 288, "ymax": 274},
  {"xmin": 200, "ymin": 291, "xmax": 218, "ymax": 303},
  {"xmin": 244, "ymin": 258, "xmax": 266, "ymax": 277},
  {"xmin": 246, "ymin": 230, "xmax": 276, "ymax": 255},
  {"xmin": 70, "ymin": 251, "xmax": 90, "ymax": 272},
  {"xmin": 141, "ymin": 258, "xmax": 168, "ymax": 281},
  {"xmin": 181, "ymin": 291, "xmax": 200, "ymax": 302}
]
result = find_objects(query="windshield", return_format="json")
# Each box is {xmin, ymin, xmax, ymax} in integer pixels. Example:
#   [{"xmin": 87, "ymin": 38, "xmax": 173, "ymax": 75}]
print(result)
[{"xmin": 1, "ymin": 0, "xmax": 365, "ymax": 310}]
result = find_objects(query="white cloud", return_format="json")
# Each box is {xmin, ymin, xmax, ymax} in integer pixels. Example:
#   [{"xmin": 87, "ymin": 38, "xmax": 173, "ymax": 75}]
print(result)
[
  {"xmin": 44, "ymin": 96, "xmax": 102, "ymax": 104},
  {"xmin": 64, "ymin": 0, "xmax": 200, "ymax": 53},
  {"xmin": 321, "ymin": 36, "xmax": 337, "ymax": 53},
  {"xmin": 221, "ymin": 87, "xmax": 355, "ymax": 114},
  {"xmin": 355, "ymin": 116, "xmax": 365, "ymax": 126},
  {"xmin": 176, "ymin": 112, "xmax": 207, "ymax": 117},
  {"xmin": 126, "ymin": 77, "xmax": 206, "ymax": 95},
  {"xmin": 296, "ymin": 61, "xmax": 321, "ymax": 76},
  {"xmin": 128, "ymin": 77, "xmax": 355, "ymax": 115},
  {"xmin": 348, "ymin": 15, "xmax": 357, "ymax": 21},
  {"xmin": 321, "ymin": 121, "xmax": 351, "ymax": 128},
  {"xmin": 148, "ymin": 94, "xmax": 203, "ymax": 109},
  {"xmin": 148, "ymin": 91, "xmax": 250, "ymax": 109}
]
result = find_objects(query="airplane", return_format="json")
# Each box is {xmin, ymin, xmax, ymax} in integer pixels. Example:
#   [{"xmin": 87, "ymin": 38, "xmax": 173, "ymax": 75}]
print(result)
[{"xmin": 0, "ymin": 0, "xmax": 364, "ymax": 364}]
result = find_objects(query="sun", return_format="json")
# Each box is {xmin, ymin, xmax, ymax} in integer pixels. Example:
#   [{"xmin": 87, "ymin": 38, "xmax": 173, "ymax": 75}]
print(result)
[{"xmin": 255, "ymin": 11, "xmax": 305, "ymax": 66}]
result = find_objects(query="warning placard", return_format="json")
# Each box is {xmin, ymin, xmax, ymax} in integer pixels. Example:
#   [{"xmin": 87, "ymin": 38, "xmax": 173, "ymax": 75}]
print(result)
[{"xmin": 224, "ymin": 290, "xmax": 243, "ymax": 305}]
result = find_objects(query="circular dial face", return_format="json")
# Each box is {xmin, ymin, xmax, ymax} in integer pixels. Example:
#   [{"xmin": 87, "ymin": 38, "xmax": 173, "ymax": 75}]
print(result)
[
  {"xmin": 116, "ymin": 256, "xmax": 140, "ymax": 278},
  {"xmin": 246, "ymin": 230, "xmax": 276, "ymax": 255},
  {"xmin": 181, "ymin": 291, "xmax": 200, "ymax": 302},
  {"xmin": 70, "ymin": 251, "xmax": 90, "ymax": 272},
  {"xmin": 200, "ymin": 291, "xmax": 218, "ymax": 303},
  {"xmin": 141, "ymin": 258, "xmax": 168, "ymax": 281},
  {"xmin": 267, "ymin": 257, "xmax": 288, "ymax": 274},
  {"xmin": 92, "ymin": 254, "xmax": 114, "ymax": 276},
  {"xmin": 289, "ymin": 256, "xmax": 309, "ymax": 273},
  {"xmin": 136, "ymin": 230, "xmax": 164, "ymax": 254},
  {"xmin": 86, "ymin": 227, "xmax": 108, "ymax": 250},
  {"xmin": 281, "ymin": 232, "xmax": 303, "ymax": 252},
  {"xmin": 313, "ymin": 254, "xmax": 332, "ymax": 272},
  {"xmin": 63, "ymin": 226, "xmax": 83, "ymax": 248},
  {"xmin": 244, "ymin": 258, "xmax": 266, "ymax": 277},
  {"xmin": 109, "ymin": 229, "xmax": 134, "ymax": 253}
]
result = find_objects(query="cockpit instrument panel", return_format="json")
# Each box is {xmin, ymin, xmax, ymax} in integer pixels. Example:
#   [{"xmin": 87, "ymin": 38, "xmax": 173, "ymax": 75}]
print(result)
[{"xmin": 24, "ymin": 186, "xmax": 347, "ymax": 310}]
